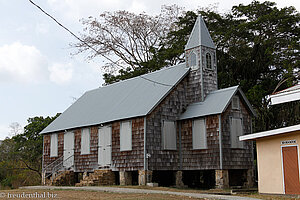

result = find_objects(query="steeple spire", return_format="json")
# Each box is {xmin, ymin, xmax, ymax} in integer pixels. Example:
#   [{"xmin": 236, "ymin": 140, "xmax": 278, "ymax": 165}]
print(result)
[
  {"xmin": 184, "ymin": 15, "xmax": 218, "ymax": 102},
  {"xmin": 185, "ymin": 16, "xmax": 216, "ymax": 50}
]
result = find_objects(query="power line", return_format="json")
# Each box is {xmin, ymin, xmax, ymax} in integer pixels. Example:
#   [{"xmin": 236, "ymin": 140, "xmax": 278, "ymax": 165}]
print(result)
[
  {"xmin": 28, "ymin": 0, "xmax": 122, "ymax": 68},
  {"xmin": 140, "ymin": 76, "xmax": 172, "ymax": 87},
  {"xmin": 28, "ymin": 0, "xmax": 174, "ymax": 87}
]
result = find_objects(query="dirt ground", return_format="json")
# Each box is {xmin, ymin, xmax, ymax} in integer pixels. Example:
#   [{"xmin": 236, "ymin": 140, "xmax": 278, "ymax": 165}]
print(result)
[
  {"xmin": 109, "ymin": 186, "xmax": 300, "ymax": 200},
  {"xmin": 0, "ymin": 189, "xmax": 203, "ymax": 200},
  {"xmin": 1, "ymin": 187, "xmax": 300, "ymax": 200}
]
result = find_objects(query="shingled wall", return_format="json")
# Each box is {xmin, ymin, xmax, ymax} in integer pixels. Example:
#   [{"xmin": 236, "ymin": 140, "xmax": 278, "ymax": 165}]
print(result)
[
  {"xmin": 43, "ymin": 132, "xmax": 64, "ymax": 169},
  {"xmin": 185, "ymin": 46, "xmax": 218, "ymax": 101},
  {"xmin": 201, "ymin": 46, "xmax": 218, "ymax": 98},
  {"xmin": 74, "ymin": 126, "xmax": 98, "ymax": 172},
  {"xmin": 180, "ymin": 115, "xmax": 220, "ymax": 170},
  {"xmin": 146, "ymin": 75, "xmax": 190, "ymax": 171},
  {"xmin": 221, "ymin": 97, "xmax": 253, "ymax": 169},
  {"xmin": 111, "ymin": 117, "xmax": 144, "ymax": 171}
]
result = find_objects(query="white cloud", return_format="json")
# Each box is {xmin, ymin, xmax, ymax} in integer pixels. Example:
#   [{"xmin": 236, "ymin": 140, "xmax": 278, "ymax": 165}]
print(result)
[
  {"xmin": 48, "ymin": 62, "xmax": 73, "ymax": 85},
  {"xmin": 47, "ymin": 0, "xmax": 128, "ymax": 21},
  {"xmin": 0, "ymin": 42, "xmax": 48, "ymax": 83},
  {"xmin": 46, "ymin": 0, "xmax": 300, "ymax": 23}
]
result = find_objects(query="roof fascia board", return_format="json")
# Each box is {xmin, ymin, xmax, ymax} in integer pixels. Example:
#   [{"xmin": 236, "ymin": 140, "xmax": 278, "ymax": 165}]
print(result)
[
  {"xmin": 40, "ymin": 114, "xmax": 147, "ymax": 135},
  {"xmin": 240, "ymin": 124, "xmax": 300, "ymax": 141},
  {"xmin": 270, "ymin": 90, "xmax": 300, "ymax": 105}
]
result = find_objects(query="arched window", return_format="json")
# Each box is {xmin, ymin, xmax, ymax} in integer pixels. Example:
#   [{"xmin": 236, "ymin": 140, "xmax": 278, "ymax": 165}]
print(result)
[
  {"xmin": 206, "ymin": 53, "xmax": 212, "ymax": 69},
  {"xmin": 189, "ymin": 52, "xmax": 197, "ymax": 67}
]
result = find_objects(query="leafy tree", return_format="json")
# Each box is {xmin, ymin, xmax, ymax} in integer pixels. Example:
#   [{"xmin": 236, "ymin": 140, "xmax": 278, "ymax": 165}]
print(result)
[
  {"xmin": 0, "ymin": 114, "xmax": 60, "ymax": 188},
  {"xmin": 11, "ymin": 114, "xmax": 60, "ymax": 177},
  {"xmin": 75, "ymin": 1, "xmax": 299, "ymax": 131},
  {"xmin": 154, "ymin": 1, "xmax": 299, "ymax": 131}
]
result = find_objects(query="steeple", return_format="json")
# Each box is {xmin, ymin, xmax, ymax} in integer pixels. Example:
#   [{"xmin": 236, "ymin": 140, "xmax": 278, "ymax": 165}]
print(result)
[
  {"xmin": 185, "ymin": 15, "xmax": 218, "ymax": 102},
  {"xmin": 185, "ymin": 16, "xmax": 216, "ymax": 51}
]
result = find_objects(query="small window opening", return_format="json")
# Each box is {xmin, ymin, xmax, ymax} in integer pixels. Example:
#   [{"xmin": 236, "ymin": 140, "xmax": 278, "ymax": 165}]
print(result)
[
  {"xmin": 206, "ymin": 53, "xmax": 212, "ymax": 69},
  {"xmin": 190, "ymin": 52, "xmax": 197, "ymax": 68}
]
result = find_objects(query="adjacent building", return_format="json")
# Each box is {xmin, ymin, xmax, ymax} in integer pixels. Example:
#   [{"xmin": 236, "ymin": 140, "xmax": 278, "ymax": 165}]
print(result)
[{"xmin": 240, "ymin": 84, "xmax": 300, "ymax": 194}]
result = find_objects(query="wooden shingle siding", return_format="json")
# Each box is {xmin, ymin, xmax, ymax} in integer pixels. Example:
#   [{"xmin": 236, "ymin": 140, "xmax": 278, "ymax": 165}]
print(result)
[
  {"xmin": 181, "ymin": 115, "xmax": 220, "ymax": 170},
  {"xmin": 146, "ymin": 77, "xmax": 190, "ymax": 171},
  {"xmin": 185, "ymin": 48, "xmax": 202, "ymax": 103},
  {"xmin": 112, "ymin": 117, "xmax": 144, "ymax": 171},
  {"xmin": 74, "ymin": 126, "xmax": 98, "ymax": 172},
  {"xmin": 221, "ymin": 98, "xmax": 253, "ymax": 169},
  {"xmin": 201, "ymin": 46, "xmax": 218, "ymax": 99},
  {"xmin": 43, "ymin": 132, "xmax": 64, "ymax": 169}
]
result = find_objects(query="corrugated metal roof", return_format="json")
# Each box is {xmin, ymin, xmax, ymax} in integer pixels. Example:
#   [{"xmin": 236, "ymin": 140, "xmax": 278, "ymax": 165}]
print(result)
[
  {"xmin": 185, "ymin": 16, "xmax": 216, "ymax": 50},
  {"xmin": 41, "ymin": 63, "xmax": 189, "ymax": 134},
  {"xmin": 180, "ymin": 85, "xmax": 256, "ymax": 120}
]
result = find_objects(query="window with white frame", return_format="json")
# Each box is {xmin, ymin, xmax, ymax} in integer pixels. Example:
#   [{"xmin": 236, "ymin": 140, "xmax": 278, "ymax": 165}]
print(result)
[
  {"xmin": 232, "ymin": 96, "xmax": 240, "ymax": 110},
  {"xmin": 230, "ymin": 118, "xmax": 244, "ymax": 148},
  {"xmin": 192, "ymin": 119, "xmax": 207, "ymax": 149},
  {"xmin": 81, "ymin": 128, "xmax": 90, "ymax": 154},
  {"xmin": 120, "ymin": 121, "xmax": 132, "ymax": 151},
  {"xmin": 162, "ymin": 120, "xmax": 177, "ymax": 150},
  {"xmin": 50, "ymin": 133, "xmax": 58, "ymax": 157}
]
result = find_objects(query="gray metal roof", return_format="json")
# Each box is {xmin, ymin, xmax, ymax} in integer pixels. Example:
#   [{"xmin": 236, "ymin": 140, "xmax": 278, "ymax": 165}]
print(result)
[
  {"xmin": 185, "ymin": 15, "xmax": 216, "ymax": 50},
  {"xmin": 180, "ymin": 86, "xmax": 256, "ymax": 120},
  {"xmin": 41, "ymin": 63, "xmax": 190, "ymax": 134}
]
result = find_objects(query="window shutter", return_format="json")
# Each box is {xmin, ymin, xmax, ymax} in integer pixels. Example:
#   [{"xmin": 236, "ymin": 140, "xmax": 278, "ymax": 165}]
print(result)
[
  {"xmin": 81, "ymin": 128, "xmax": 90, "ymax": 154},
  {"xmin": 162, "ymin": 121, "xmax": 176, "ymax": 150},
  {"xmin": 192, "ymin": 119, "xmax": 207, "ymax": 149},
  {"xmin": 231, "ymin": 118, "xmax": 243, "ymax": 148},
  {"xmin": 232, "ymin": 96, "xmax": 240, "ymax": 110},
  {"xmin": 120, "ymin": 121, "xmax": 132, "ymax": 151},
  {"xmin": 50, "ymin": 133, "xmax": 58, "ymax": 157}
]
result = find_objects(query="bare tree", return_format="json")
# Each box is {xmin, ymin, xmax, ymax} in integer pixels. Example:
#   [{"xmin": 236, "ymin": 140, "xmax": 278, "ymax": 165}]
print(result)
[
  {"xmin": 73, "ymin": 5, "xmax": 184, "ymax": 74},
  {"xmin": 9, "ymin": 122, "xmax": 23, "ymax": 137}
]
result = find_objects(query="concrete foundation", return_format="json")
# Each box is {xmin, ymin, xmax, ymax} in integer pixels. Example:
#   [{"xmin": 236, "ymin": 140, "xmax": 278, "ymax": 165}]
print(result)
[
  {"xmin": 244, "ymin": 169, "xmax": 255, "ymax": 188},
  {"xmin": 175, "ymin": 171, "xmax": 184, "ymax": 188},
  {"xmin": 215, "ymin": 169, "xmax": 229, "ymax": 189},
  {"xmin": 138, "ymin": 170, "xmax": 153, "ymax": 185},
  {"xmin": 119, "ymin": 171, "xmax": 132, "ymax": 185}
]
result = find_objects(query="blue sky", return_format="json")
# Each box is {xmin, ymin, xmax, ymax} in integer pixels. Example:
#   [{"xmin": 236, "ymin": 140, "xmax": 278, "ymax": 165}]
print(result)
[{"xmin": 0, "ymin": 0, "xmax": 299, "ymax": 139}]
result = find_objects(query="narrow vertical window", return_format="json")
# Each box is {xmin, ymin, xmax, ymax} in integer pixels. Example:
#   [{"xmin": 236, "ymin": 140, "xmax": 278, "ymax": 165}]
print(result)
[
  {"xmin": 206, "ymin": 53, "xmax": 212, "ymax": 69},
  {"xmin": 189, "ymin": 52, "xmax": 197, "ymax": 68},
  {"xmin": 232, "ymin": 96, "xmax": 240, "ymax": 110},
  {"xmin": 162, "ymin": 120, "xmax": 177, "ymax": 150},
  {"xmin": 81, "ymin": 128, "xmax": 90, "ymax": 154},
  {"xmin": 50, "ymin": 133, "xmax": 58, "ymax": 157},
  {"xmin": 192, "ymin": 119, "xmax": 207, "ymax": 149},
  {"xmin": 231, "ymin": 118, "xmax": 243, "ymax": 148},
  {"xmin": 120, "ymin": 121, "xmax": 132, "ymax": 151}
]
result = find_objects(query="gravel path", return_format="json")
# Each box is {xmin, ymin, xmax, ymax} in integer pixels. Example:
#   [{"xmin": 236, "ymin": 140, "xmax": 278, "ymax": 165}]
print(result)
[{"xmin": 21, "ymin": 186, "xmax": 261, "ymax": 200}]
